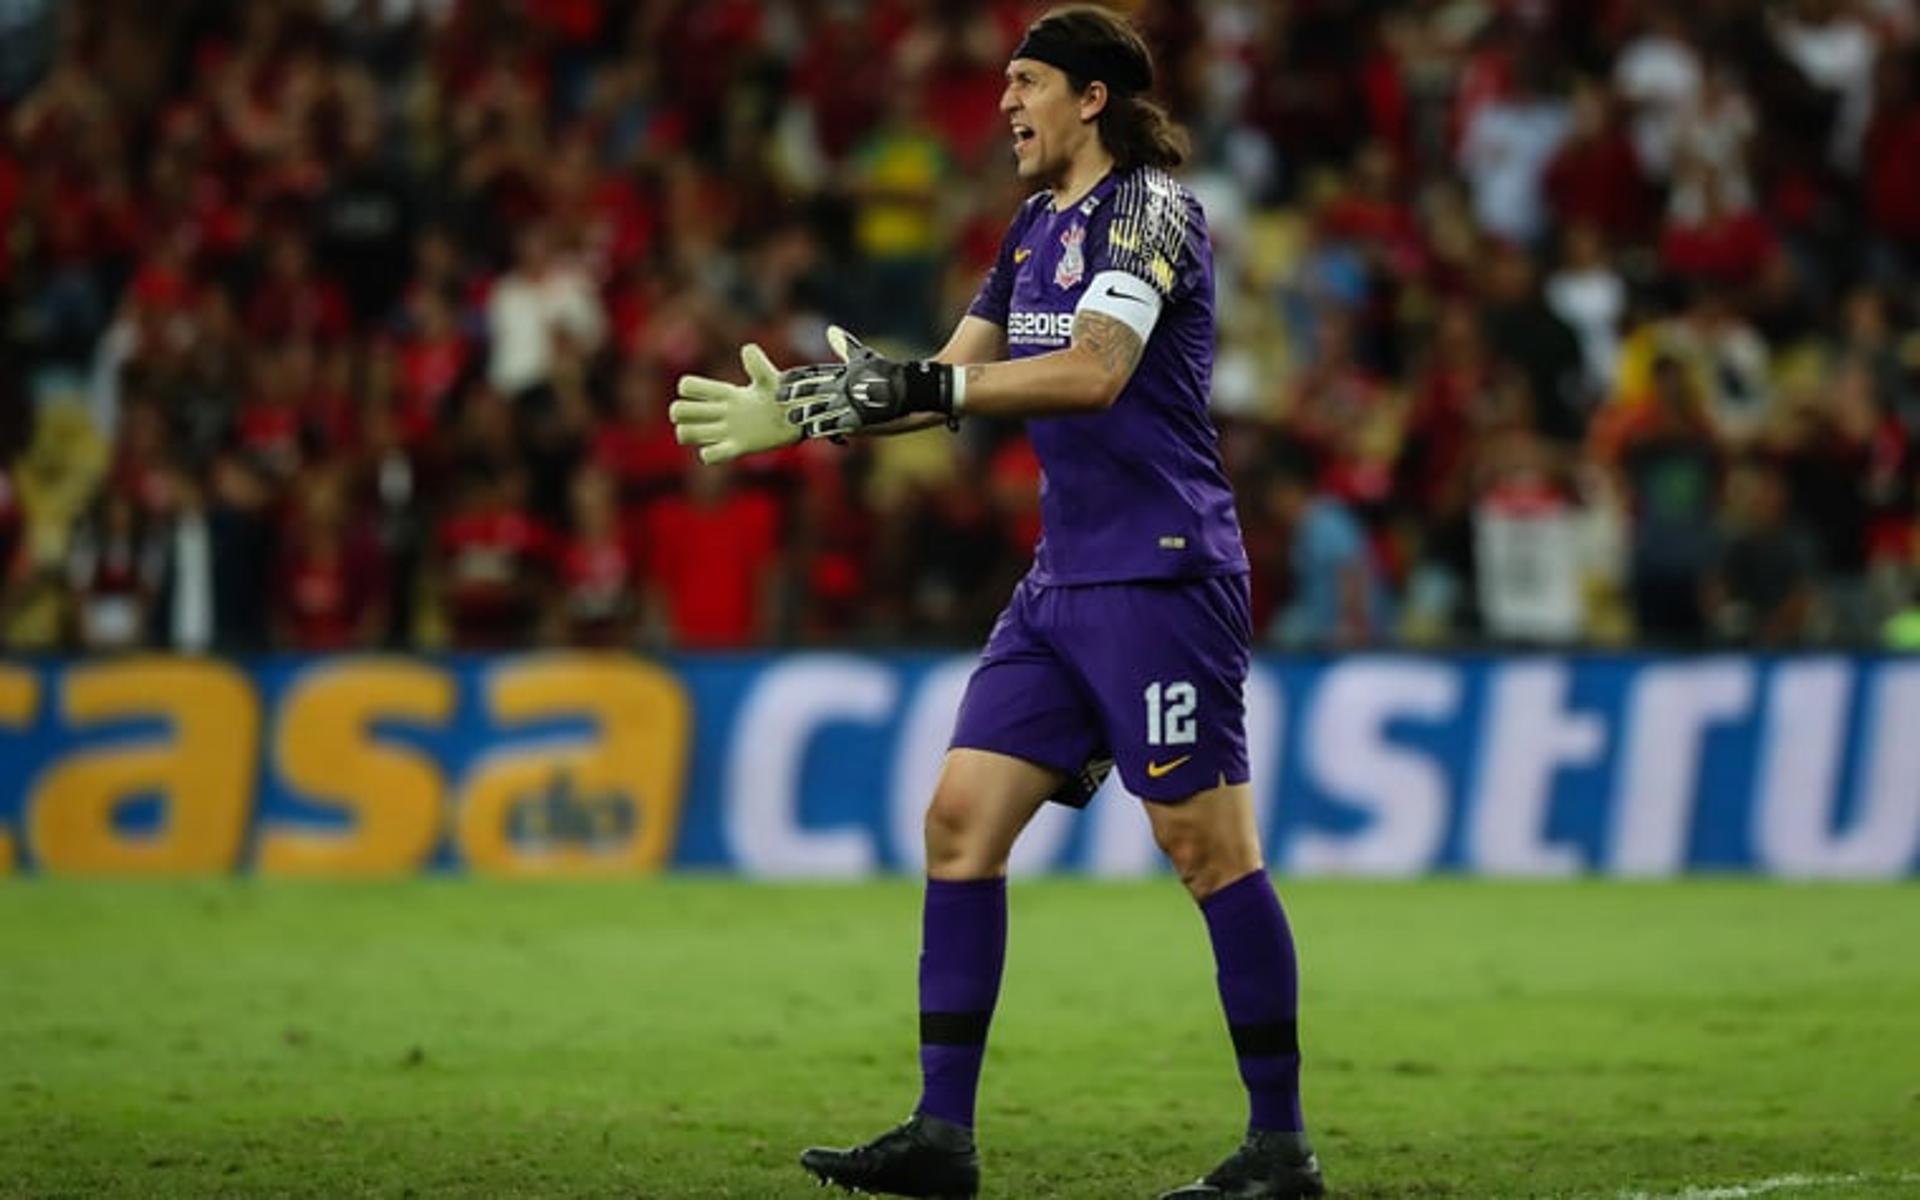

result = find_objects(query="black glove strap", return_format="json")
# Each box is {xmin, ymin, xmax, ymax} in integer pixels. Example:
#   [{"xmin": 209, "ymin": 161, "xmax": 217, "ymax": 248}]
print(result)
[{"xmin": 899, "ymin": 361, "xmax": 955, "ymax": 417}]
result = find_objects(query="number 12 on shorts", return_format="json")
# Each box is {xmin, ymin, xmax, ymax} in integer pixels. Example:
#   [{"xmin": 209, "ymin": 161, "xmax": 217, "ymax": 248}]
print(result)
[{"xmin": 1144, "ymin": 680, "xmax": 1197, "ymax": 746}]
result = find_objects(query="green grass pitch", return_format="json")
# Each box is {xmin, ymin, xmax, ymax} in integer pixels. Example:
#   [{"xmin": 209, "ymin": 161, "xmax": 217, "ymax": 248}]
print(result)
[{"xmin": 2, "ymin": 879, "xmax": 1917, "ymax": 1198}]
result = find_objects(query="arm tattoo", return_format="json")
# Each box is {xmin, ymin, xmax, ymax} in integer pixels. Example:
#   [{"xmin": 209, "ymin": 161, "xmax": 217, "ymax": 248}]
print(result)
[
  {"xmin": 1072, "ymin": 310, "xmax": 1145, "ymax": 380},
  {"xmin": 964, "ymin": 364, "xmax": 986, "ymax": 390}
]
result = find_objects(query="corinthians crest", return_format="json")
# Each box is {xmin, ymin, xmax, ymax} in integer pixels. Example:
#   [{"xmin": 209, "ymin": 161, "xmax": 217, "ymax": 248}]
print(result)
[{"xmin": 1055, "ymin": 223, "xmax": 1085, "ymax": 289}]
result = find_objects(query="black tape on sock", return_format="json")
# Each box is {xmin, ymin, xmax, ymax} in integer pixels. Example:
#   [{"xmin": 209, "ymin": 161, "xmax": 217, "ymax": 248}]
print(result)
[
  {"xmin": 920, "ymin": 1010, "xmax": 994, "ymax": 1046},
  {"xmin": 1229, "ymin": 1018, "xmax": 1299, "ymax": 1058}
]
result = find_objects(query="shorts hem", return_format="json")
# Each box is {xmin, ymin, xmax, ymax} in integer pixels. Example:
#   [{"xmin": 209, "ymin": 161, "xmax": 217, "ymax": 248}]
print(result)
[
  {"xmin": 1127, "ymin": 770, "xmax": 1252, "ymax": 804},
  {"xmin": 947, "ymin": 738, "xmax": 1084, "ymax": 779}
]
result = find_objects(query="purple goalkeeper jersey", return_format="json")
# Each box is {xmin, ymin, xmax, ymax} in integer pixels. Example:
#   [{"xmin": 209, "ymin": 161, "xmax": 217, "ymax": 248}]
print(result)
[{"xmin": 967, "ymin": 165, "xmax": 1247, "ymax": 585}]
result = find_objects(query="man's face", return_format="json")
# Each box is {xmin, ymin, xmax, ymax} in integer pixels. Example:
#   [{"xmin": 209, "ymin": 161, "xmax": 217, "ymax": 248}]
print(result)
[{"xmin": 1002, "ymin": 58, "xmax": 1092, "ymax": 184}]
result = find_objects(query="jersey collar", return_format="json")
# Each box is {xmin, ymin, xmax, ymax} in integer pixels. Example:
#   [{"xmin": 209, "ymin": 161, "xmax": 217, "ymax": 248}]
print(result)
[{"xmin": 1046, "ymin": 165, "xmax": 1122, "ymax": 216}]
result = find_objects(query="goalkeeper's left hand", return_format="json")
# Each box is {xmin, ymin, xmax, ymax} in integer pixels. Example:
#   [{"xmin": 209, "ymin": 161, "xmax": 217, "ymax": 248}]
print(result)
[
  {"xmin": 670, "ymin": 344, "xmax": 800, "ymax": 464},
  {"xmin": 778, "ymin": 326, "xmax": 960, "ymax": 440}
]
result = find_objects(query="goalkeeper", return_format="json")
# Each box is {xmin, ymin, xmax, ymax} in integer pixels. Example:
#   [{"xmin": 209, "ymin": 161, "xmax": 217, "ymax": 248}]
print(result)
[{"xmin": 671, "ymin": 8, "xmax": 1321, "ymax": 1199}]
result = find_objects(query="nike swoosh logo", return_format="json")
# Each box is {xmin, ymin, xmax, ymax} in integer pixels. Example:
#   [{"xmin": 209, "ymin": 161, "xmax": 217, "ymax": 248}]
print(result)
[
  {"xmin": 1013, "ymin": 248, "xmax": 1032, "ymax": 263},
  {"xmin": 1146, "ymin": 754, "xmax": 1192, "ymax": 779},
  {"xmin": 1104, "ymin": 285, "xmax": 1149, "ymax": 304}
]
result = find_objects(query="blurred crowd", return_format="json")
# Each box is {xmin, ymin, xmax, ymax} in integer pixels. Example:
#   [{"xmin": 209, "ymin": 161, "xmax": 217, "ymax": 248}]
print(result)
[{"xmin": 3, "ymin": 0, "xmax": 1920, "ymax": 654}]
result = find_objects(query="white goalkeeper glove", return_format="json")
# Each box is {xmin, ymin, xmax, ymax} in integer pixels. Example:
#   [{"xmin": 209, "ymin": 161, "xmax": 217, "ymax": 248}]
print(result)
[{"xmin": 670, "ymin": 344, "xmax": 800, "ymax": 464}]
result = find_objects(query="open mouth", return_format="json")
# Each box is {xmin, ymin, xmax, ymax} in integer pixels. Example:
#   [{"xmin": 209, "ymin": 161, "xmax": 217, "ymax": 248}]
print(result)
[{"xmin": 1011, "ymin": 123, "xmax": 1035, "ymax": 149}]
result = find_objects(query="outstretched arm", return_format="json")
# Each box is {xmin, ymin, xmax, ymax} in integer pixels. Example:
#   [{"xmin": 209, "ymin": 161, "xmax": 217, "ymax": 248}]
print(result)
[
  {"xmin": 855, "ymin": 315, "xmax": 1013, "ymax": 437},
  {"xmin": 780, "ymin": 308, "xmax": 1147, "ymax": 441},
  {"xmin": 954, "ymin": 310, "xmax": 1142, "ymax": 417}
]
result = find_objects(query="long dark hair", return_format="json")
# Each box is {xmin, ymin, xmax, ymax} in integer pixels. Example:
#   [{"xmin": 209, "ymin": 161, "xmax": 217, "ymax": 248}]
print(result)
[{"xmin": 1031, "ymin": 5, "xmax": 1189, "ymax": 172}]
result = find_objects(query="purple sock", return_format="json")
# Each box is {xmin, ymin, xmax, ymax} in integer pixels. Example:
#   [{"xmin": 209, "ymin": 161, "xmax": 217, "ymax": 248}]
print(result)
[
  {"xmin": 1200, "ymin": 870, "xmax": 1304, "ymax": 1134},
  {"xmin": 914, "ymin": 877, "xmax": 1007, "ymax": 1129}
]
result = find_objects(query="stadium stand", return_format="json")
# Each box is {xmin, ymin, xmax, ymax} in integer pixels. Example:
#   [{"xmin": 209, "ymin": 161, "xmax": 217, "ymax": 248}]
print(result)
[{"xmin": 1, "ymin": 0, "xmax": 1916, "ymax": 652}]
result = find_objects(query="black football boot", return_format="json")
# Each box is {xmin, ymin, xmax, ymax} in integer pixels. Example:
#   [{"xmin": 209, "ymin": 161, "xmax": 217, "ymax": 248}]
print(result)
[
  {"xmin": 1158, "ymin": 1131, "xmax": 1325, "ymax": 1199},
  {"xmin": 800, "ymin": 1113, "xmax": 979, "ymax": 1198}
]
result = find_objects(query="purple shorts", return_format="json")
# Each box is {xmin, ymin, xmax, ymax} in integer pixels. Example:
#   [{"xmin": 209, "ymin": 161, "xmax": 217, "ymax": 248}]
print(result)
[{"xmin": 950, "ymin": 572, "xmax": 1252, "ymax": 803}]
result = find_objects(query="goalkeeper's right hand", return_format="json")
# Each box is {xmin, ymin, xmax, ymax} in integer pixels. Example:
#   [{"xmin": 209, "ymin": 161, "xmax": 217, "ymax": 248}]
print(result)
[{"xmin": 670, "ymin": 344, "xmax": 801, "ymax": 465}]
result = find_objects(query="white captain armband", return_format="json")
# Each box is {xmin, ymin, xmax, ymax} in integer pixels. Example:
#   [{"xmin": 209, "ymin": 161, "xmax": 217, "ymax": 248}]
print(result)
[{"xmin": 1074, "ymin": 270, "xmax": 1164, "ymax": 343}]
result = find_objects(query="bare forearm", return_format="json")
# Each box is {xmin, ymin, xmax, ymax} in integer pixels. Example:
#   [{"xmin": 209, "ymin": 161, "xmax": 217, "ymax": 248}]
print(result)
[
  {"xmin": 954, "ymin": 310, "xmax": 1142, "ymax": 419},
  {"xmin": 853, "ymin": 358, "xmax": 1109, "ymax": 433},
  {"xmin": 954, "ymin": 346, "xmax": 1116, "ymax": 418},
  {"xmin": 849, "ymin": 348, "xmax": 1109, "ymax": 427}
]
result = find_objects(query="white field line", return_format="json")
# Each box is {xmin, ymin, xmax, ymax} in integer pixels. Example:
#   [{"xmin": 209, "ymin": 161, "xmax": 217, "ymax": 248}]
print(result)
[{"xmin": 1613, "ymin": 1172, "xmax": 1920, "ymax": 1200}]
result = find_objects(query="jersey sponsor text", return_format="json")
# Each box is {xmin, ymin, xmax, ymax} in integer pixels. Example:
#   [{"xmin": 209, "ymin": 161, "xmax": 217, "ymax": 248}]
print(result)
[{"xmin": 1006, "ymin": 309, "xmax": 1075, "ymax": 345}]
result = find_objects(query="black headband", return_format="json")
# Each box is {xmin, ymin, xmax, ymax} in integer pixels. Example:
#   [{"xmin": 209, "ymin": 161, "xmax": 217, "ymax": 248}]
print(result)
[{"xmin": 1012, "ymin": 23, "xmax": 1152, "ymax": 96}]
